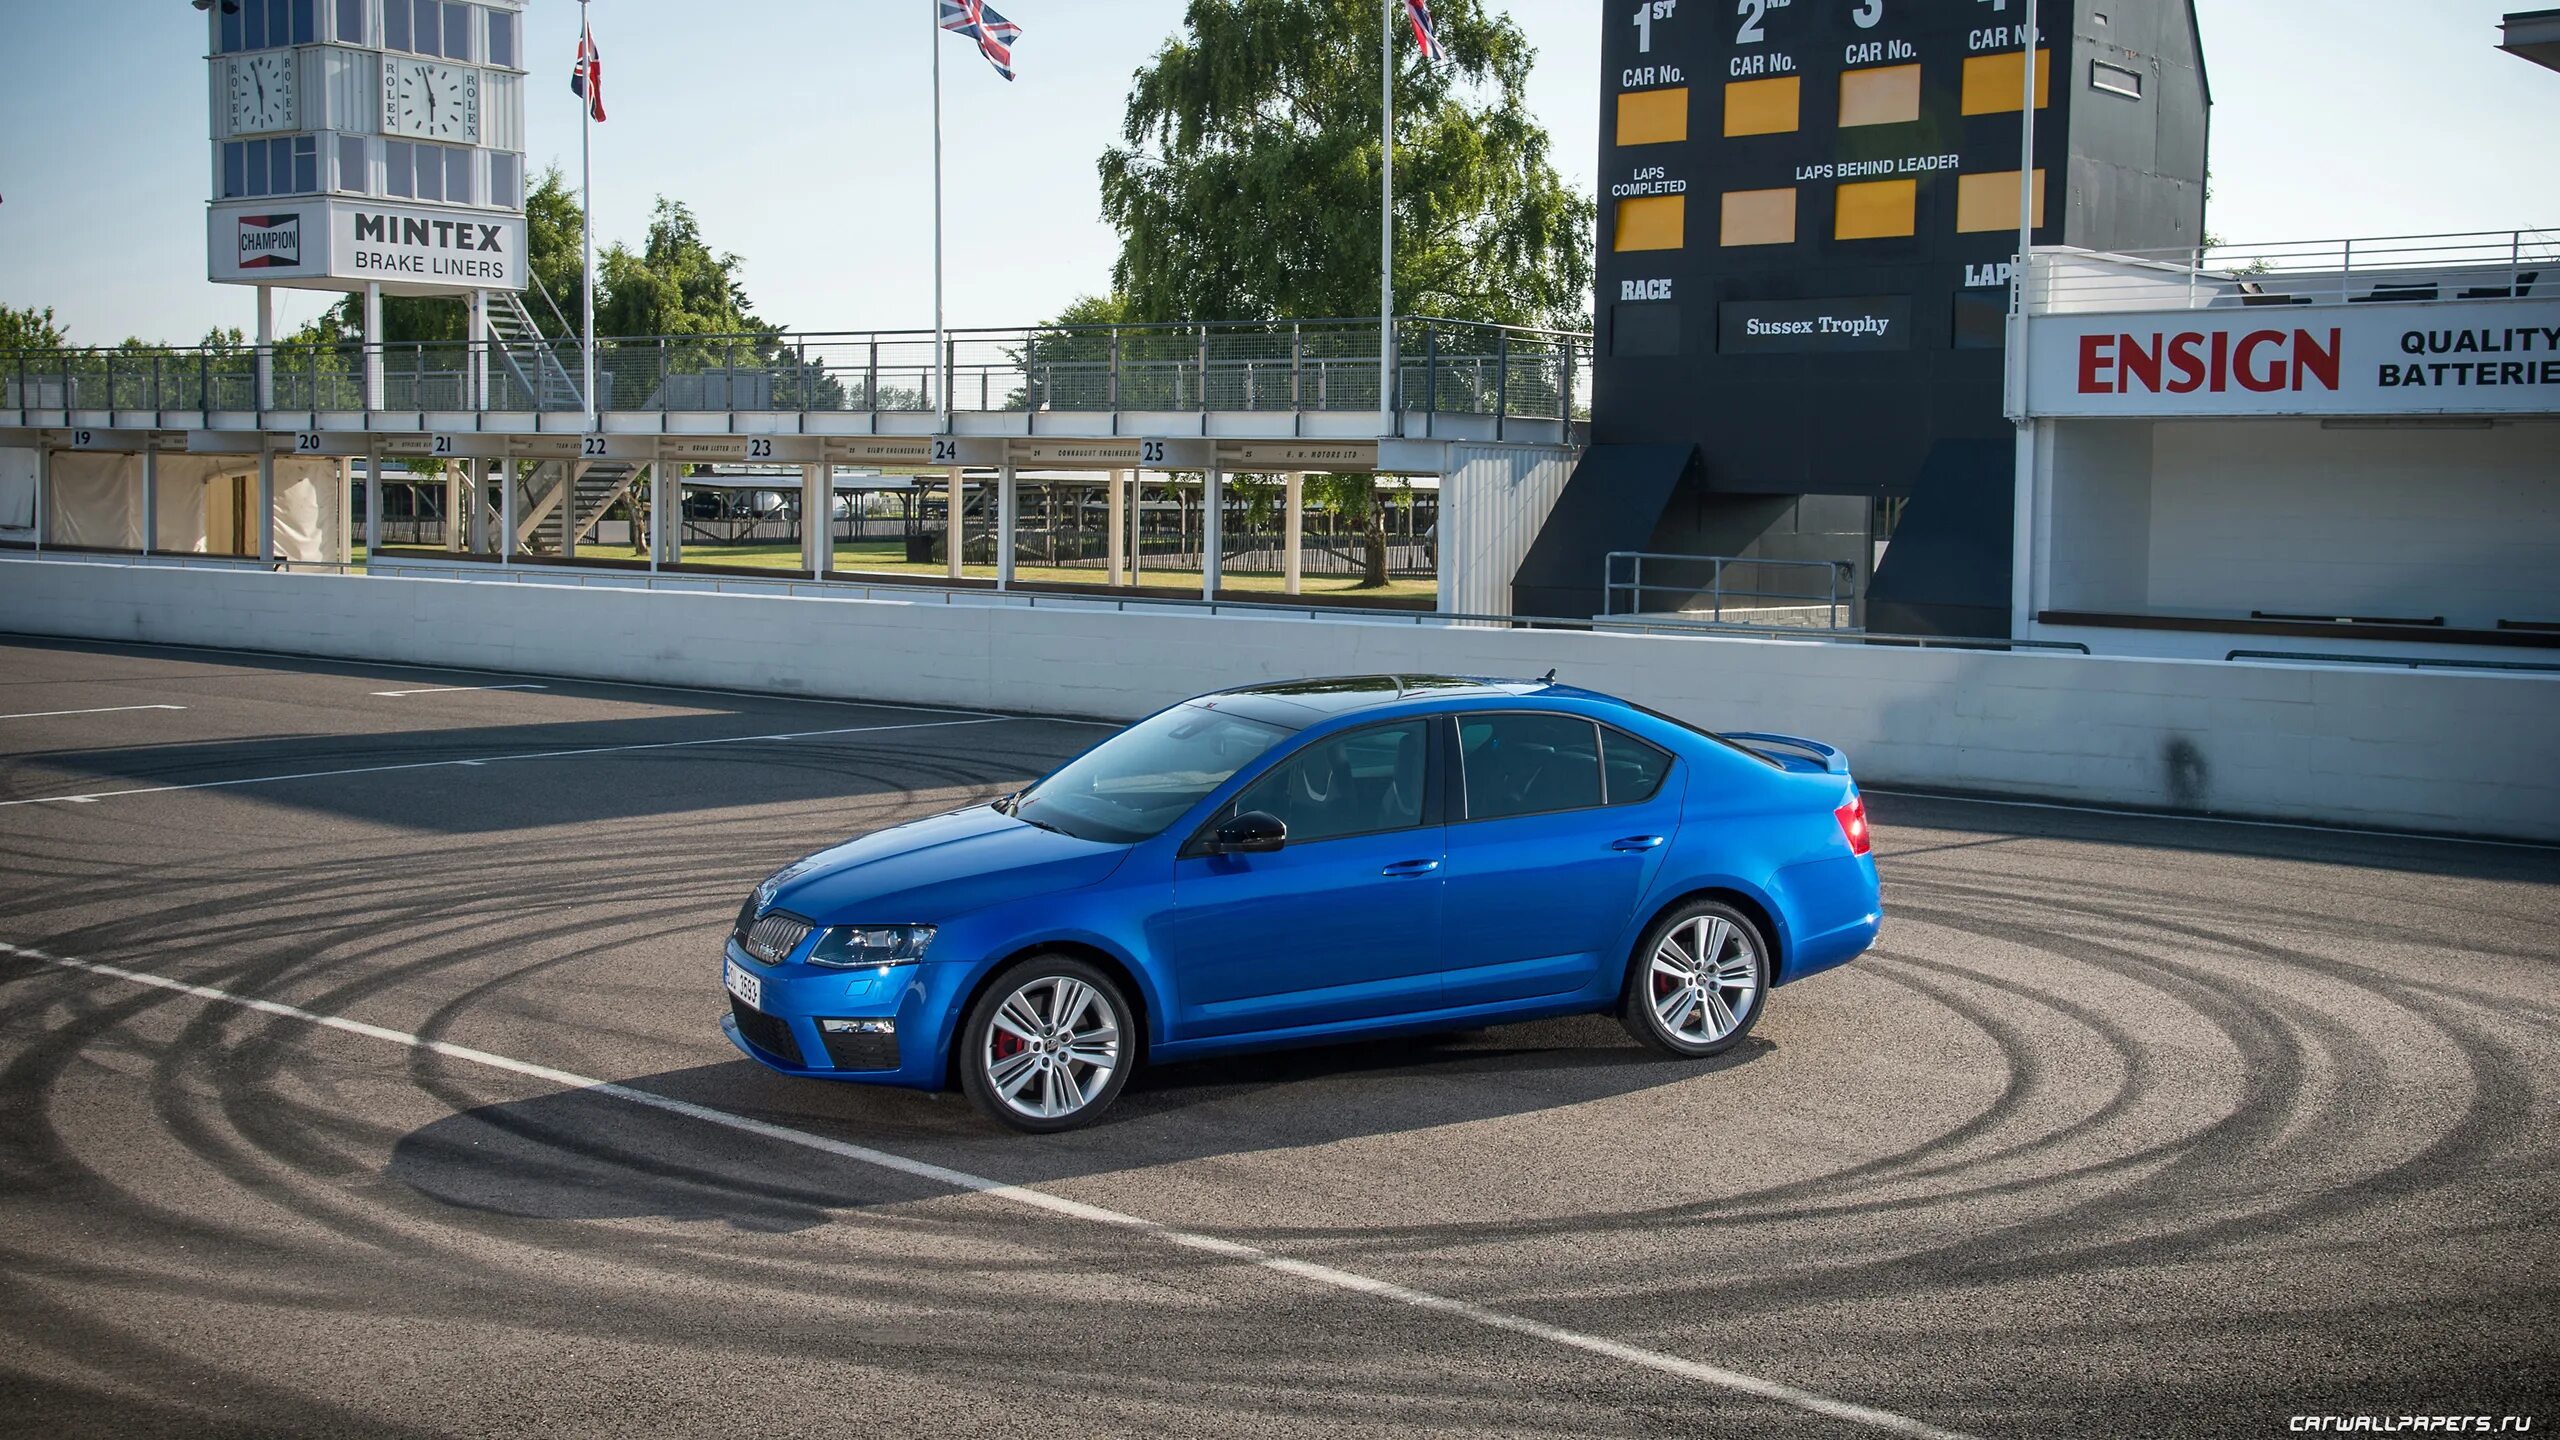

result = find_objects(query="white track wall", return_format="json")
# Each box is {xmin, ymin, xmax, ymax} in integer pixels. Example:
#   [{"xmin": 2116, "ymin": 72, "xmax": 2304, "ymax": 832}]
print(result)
[{"xmin": 3, "ymin": 557, "xmax": 2554, "ymax": 841}]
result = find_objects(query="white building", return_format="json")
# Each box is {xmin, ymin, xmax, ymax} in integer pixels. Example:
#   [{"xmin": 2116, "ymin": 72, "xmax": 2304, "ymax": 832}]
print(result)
[{"xmin": 2010, "ymin": 232, "xmax": 2559, "ymax": 665}]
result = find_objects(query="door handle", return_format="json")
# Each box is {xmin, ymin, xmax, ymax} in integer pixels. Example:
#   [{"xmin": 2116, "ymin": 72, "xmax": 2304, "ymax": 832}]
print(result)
[
  {"xmin": 1381, "ymin": 858, "xmax": 1442, "ymax": 876},
  {"xmin": 1611, "ymin": 835, "xmax": 1666, "ymax": 852}
]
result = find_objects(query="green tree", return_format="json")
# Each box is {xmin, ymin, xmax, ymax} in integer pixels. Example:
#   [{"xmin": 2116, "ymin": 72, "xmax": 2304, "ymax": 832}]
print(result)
[
  {"xmin": 0, "ymin": 303, "xmax": 67, "ymax": 352},
  {"xmin": 593, "ymin": 198, "xmax": 831, "ymax": 409},
  {"xmin": 1097, "ymin": 0, "xmax": 1590, "ymax": 585},
  {"xmin": 523, "ymin": 167, "xmax": 589, "ymax": 326},
  {"xmin": 1099, "ymin": 0, "xmax": 1591, "ymax": 329},
  {"xmin": 1016, "ymin": 292, "xmax": 1132, "ymax": 409},
  {"xmin": 314, "ymin": 178, "xmax": 832, "ymax": 409},
  {"xmin": 595, "ymin": 199, "xmax": 764, "ymax": 339}
]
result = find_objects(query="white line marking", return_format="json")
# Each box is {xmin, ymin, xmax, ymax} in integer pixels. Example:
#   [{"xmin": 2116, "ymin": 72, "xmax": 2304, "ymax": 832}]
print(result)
[
  {"xmin": 1865, "ymin": 786, "xmax": 2560, "ymax": 853},
  {"xmin": 0, "ymin": 717, "xmax": 1003, "ymax": 809},
  {"xmin": 0, "ymin": 939, "xmax": 1973, "ymax": 1439},
  {"xmin": 371, "ymin": 685, "xmax": 550, "ymax": 697},
  {"xmin": 0, "ymin": 704, "xmax": 188, "ymax": 721}
]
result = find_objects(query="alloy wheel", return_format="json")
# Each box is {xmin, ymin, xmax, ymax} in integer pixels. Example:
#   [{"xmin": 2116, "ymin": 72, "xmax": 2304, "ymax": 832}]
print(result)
[
  {"xmin": 981, "ymin": 974, "xmax": 1123, "ymax": 1121},
  {"xmin": 1648, "ymin": 914, "xmax": 1761, "ymax": 1045}
]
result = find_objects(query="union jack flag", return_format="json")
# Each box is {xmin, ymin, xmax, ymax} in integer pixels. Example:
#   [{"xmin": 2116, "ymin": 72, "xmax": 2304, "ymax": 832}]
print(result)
[
  {"xmin": 939, "ymin": 0, "xmax": 1022, "ymax": 81},
  {"xmin": 1404, "ymin": 0, "xmax": 1445, "ymax": 63},
  {"xmin": 570, "ymin": 20, "xmax": 605, "ymax": 122}
]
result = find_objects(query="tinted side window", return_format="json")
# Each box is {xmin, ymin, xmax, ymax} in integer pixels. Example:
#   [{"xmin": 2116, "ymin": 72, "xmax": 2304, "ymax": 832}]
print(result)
[
  {"xmin": 1230, "ymin": 721, "xmax": 1428, "ymax": 844},
  {"xmin": 1601, "ymin": 726, "xmax": 1672, "ymax": 804},
  {"xmin": 1458, "ymin": 714, "xmax": 1602, "ymax": 821}
]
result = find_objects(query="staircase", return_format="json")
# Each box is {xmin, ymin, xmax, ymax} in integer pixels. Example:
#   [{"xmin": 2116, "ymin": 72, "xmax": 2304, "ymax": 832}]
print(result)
[
  {"xmin": 483, "ymin": 281, "xmax": 643, "ymax": 555},
  {"xmin": 486, "ymin": 287, "xmax": 586, "ymax": 413},
  {"xmin": 519, "ymin": 458, "xmax": 646, "ymax": 556}
]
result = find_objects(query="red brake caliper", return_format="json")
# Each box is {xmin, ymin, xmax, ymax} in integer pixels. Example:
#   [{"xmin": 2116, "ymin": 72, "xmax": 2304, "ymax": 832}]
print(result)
[{"xmin": 993, "ymin": 1029, "xmax": 1025, "ymax": 1062}]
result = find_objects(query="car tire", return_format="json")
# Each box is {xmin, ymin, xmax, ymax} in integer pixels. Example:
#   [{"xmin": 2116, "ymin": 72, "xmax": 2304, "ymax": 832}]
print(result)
[
  {"xmin": 958, "ymin": 954, "xmax": 1136, "ymax": 1133},
  {"xmin": 1618, "ymin": 900, "xmax": 1771, "ymax": 1058}
]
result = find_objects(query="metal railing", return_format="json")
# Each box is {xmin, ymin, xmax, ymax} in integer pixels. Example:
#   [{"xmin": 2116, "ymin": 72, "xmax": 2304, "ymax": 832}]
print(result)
[
  {"xmin": 1605, "ymin": 552, "xmax": 1854, "ymax": 628},
  {"xmin": 0, "ymin": 316, "xmax": 1591, "ymax": 428},
  {"xmin": 2019, "ymin": 229, "xmax": 2560, "ymax": 315}
]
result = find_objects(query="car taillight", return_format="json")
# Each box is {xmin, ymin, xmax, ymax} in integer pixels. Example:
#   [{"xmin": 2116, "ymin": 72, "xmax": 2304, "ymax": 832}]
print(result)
[{"xmin": 1834, "ymin": 794, "xmax": 1872, "ymax": 856}]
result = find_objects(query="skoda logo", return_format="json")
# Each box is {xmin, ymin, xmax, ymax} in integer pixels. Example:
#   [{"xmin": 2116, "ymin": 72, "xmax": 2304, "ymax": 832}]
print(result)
[{"xmin": 753, "ymin": 878, "xmax": 780, "ymax": 917}]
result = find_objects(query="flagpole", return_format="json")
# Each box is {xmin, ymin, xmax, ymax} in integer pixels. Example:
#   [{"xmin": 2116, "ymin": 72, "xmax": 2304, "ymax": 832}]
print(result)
[
  {"xmin": 932, "ymin": 0, "xmax": 947, "ymax": 428},
  {"xmin": 1379, "ymin": 0, "xmax": 1394, "ymax": 434},
  {"xmin": 579, "ymin": 0, "xmax": 597, "ymax": 428}
]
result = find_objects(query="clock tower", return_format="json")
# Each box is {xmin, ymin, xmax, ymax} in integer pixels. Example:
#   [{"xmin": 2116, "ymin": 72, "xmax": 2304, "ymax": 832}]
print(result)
[{"xmin": 205, "ymin": 0, "xmax": 531, "ymax": 375}]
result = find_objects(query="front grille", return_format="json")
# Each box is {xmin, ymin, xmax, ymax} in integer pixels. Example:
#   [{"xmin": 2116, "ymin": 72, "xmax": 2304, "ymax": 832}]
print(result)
[
  {"xmin": 729, "ymin": 996, "xmax": 801, "ymax": 1065},
  {"xmin": 736, "ymin": 911, "xmax": 814, "ymax": 966}
]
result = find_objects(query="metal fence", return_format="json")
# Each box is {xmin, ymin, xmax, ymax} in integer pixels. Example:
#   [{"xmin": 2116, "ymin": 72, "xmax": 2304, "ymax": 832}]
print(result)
[
  {"xmin": 650, "ymin": 481, "xmax": 1438, "ymax": 580},
  {"xmin": 1605, "ymin": 552, "xmax": 1855, "ymax": 629},
  {"xmin": 1, "ymin": 316, "xmax": 1589, "ymax": 424},
  {"xmin": 2021, "ymin": 229, "xmax": 2560, "ymax": 314}
]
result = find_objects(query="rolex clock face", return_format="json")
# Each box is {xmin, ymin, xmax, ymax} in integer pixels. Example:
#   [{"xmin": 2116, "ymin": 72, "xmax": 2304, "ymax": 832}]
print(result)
[
  {"xmin": 228, "ymin": 52, "xmax": 294, "ymax": 135},
  {"xmin": 382, "ymin": 59, "xmax": 480, "ymax": 142}
]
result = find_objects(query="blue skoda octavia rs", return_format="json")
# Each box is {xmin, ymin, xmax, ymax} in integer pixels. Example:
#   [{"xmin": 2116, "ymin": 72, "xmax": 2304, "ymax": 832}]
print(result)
[{"xmin": 721, "ymin": 676, "xmax": 1880, "ymax": 1132}]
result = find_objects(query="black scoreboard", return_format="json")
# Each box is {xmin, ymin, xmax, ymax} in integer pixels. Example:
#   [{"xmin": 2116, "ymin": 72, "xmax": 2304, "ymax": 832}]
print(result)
[{"xmin": 1519, "ymin": 0, "xmax": 2207, "ymax": 636}]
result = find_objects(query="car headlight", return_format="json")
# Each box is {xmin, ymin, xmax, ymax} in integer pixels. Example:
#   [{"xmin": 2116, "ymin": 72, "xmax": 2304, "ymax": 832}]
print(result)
[{"xmin": 805, "ymin": 924, "xmax": 937, "ymax": 969}]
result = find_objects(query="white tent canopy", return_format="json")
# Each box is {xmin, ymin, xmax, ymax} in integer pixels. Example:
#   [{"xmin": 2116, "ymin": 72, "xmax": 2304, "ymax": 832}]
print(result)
[{"xmin": 4, "ymin": 447, "xmax": 343, "ymax": 561}]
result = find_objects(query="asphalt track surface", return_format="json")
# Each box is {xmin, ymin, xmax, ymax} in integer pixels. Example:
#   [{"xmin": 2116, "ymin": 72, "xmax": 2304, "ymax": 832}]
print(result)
[{"xmin": 0, "ymin": 635, "xmax": 2552, "ymax": 1439}]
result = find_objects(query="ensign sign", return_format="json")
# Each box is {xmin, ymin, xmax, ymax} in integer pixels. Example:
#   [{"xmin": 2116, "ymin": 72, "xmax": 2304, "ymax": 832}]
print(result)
[{"xmin": 2023, "ymin": 299, "xmax": 2560, "ymax": 417}]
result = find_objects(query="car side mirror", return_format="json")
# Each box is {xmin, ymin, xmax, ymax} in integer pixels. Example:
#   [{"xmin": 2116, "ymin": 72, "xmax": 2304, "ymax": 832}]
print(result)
[{"xmin": 1210, "ymin": 811, "xmax": 1287, "ymax": 854}]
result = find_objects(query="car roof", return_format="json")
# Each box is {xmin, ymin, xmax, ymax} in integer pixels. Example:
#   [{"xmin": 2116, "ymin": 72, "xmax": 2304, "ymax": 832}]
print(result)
[{"xmin": 1189, "ymin": 674, "xmax": 1611, "ymax": 729}]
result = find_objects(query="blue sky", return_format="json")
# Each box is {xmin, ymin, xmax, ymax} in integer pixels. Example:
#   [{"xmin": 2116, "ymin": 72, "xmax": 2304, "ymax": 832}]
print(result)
[{"xmin": 0, "ymin": 0, "xmax": 2552, "ymax": 345}]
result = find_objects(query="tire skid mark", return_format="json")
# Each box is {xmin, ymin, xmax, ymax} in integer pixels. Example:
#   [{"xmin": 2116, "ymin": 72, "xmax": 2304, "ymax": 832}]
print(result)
[
  {"xmin": 1517, "ymin": 904, "xmax": 2395, "ymax": 1325},
  {"xmin": 0, "ymin": 742, "xmax": 1114, "ymax": 1394},
  {"xmin": 1, "ymin": 651, "xmax": 2552, "ymax": 1435}
]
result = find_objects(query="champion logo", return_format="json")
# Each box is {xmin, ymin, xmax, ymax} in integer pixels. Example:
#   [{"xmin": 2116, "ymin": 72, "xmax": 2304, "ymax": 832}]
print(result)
[{"xmin": 237, "ymin": 212, "xmax": 302, "ymax": 269}]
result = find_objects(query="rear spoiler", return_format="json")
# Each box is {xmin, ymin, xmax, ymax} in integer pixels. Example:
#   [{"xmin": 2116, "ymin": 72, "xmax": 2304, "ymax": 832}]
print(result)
[{"xmin": 1725, "ymin": 731, "xmax": 1850, "ymax": 775}]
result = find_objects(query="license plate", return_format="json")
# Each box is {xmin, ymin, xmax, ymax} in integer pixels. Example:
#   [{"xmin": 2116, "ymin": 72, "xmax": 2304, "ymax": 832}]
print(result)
[{"xmin": 724, "ymin": 959, "xmax": 762, "ymax": 1010}]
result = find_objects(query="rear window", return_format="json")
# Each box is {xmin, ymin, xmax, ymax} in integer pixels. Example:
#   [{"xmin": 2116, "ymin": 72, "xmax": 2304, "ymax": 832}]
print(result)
[
  {"xmin": 1601, "ymin": 726, "xmax": 1672, "ymax": 804},
  {"xmin": 1617, "ymin": 700, "xmax": 1780, "ymax": 769}
]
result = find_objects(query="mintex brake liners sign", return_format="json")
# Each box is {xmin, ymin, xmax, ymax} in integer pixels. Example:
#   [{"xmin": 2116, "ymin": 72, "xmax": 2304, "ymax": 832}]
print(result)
[
  {"xmin": 209, "ymin": 199, "xmax": 525, "ymax": 290},
  {"xmin": 344, "ymin": 209, "xmax": 514, "ymax": 283}
]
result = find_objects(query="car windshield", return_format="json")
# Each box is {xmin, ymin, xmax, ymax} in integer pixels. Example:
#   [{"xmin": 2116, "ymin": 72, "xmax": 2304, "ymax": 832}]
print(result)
[{"xmin": 1008, "ymin": 703, "xmax": 1292, "ymax": 844}]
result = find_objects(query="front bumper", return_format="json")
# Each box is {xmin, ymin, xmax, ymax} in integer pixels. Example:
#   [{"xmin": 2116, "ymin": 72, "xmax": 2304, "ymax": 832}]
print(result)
[{"xmin": 719, "ymin": 937, "xmax": 958, "ymax": 1088}]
